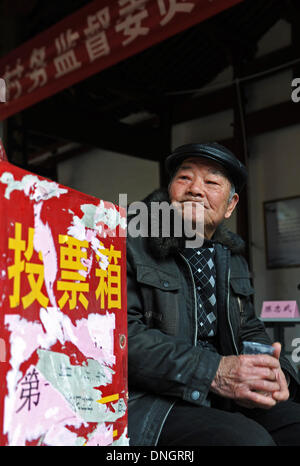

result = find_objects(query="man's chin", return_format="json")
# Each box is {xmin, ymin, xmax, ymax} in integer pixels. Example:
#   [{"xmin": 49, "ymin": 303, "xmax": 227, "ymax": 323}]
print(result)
[
  {"xmin": 170, "ymin": 201, "xmax": 205, "ymax": 239},
  {"xmin": 183, "ymin": 215, "xmax": 205, "ymax": 242},
  {"xmin": 181, "ymin": 201, "xmax": 204, "ymax": 218}
]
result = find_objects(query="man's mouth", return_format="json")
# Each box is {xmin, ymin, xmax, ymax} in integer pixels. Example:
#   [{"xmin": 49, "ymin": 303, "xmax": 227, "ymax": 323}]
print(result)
[
  {"xmin": 181, "ymin": 199, "xmax": 204, "ymax": 203},
  {"xmin": 181, "ymin": 200, "xmax": 206, "ymax": 208}
]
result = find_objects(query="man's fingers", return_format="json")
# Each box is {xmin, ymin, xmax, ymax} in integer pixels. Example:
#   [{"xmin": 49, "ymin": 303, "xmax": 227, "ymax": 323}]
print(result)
[
  {"xmin": 248, "ymin": 366, "xmax": 277, "ymax": 381},
  {"xmin": 244, "ymin": 354, "xmax": 280, "ymax": 369},
  {"xmin": 244, "ymin": 389, "xmax": 277, "ymax": 409},
  {"xmin": 272, "ymin": 367, "xmax": 290, "ymax": 402},
  {"xmin": 272, "ymin": 342, "xmax": 281, "ymax": 360},
  {"xmin": 249, "ymin": 379, "xmax": 280, "ymax": 393},
  {"xmin": 272, "ymin": 389, "xmax": 289, "ymax": 402}
]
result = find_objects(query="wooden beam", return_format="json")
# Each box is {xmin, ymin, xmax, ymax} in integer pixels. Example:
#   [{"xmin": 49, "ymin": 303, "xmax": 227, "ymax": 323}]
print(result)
[
  {"xmin": 26, "ymin": 97, "xmax": 300, "ymax": 169},
  {"xmin": 24, "ymin": 100, "xmax": 162, "ymax": 162},
  {"xmin": 174, "ymin": 97, "xmax": 300, "ymax": 149},
  {"xmin": 73, "ymin": 44, "xmax": 299, "ymax": 130},
  {"xmin": 172, "ymin": 86, "xmax": 235, "ymax": 124},
  {"xmin": 246, "ymin": 100, "xmax": 300, "ymax": 136},
  {"xmin": 240, "ymin": 45, "xmax": 297, "ymax": 79},
  {"xmin": 217, "ymin": 99, "xmax": 300, "ymax": 152},
  {"xmin": 170, "ymin": 45, "xmax": 299, "ymax": 126}
]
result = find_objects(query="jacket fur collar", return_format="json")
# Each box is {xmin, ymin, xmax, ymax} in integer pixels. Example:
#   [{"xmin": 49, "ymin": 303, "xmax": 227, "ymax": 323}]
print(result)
[{"xmin": 141, "ymin": 188, "xmax": 245, "ymax": 259}]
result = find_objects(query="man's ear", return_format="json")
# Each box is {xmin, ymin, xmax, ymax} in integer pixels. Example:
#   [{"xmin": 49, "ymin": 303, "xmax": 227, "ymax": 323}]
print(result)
[{"xmin": 224, "ymin": 193, "xmax": 239, "ymax": 219}]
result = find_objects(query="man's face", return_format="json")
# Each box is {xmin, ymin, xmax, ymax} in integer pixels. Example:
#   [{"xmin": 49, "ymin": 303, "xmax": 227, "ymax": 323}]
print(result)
[{"xmin": 168, "ymin": 157, "xmax": 239, "ymax": 239}]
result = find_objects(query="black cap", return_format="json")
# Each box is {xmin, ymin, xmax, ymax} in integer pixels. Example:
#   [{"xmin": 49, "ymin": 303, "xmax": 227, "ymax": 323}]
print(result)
[{"xmin": 165, "ymin": 142, "xmax": 247, "ymax": 193}]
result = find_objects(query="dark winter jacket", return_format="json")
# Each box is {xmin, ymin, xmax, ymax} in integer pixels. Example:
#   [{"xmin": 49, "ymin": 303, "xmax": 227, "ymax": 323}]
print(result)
[{"xmin": 127, "ymin": 189, "xmax": 300, "ymax": 446}]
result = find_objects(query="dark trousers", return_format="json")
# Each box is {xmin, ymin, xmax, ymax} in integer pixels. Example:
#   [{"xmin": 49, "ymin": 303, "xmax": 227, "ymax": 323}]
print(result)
[{"xmin": 157, "ymin": 398, "xmax": 300, "ymax": 446}]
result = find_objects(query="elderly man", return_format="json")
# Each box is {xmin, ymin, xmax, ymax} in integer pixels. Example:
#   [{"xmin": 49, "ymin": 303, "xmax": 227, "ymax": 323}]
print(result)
[{"xmin": 127, "ymin": 142, "xmax": 300, "ymax": 446}]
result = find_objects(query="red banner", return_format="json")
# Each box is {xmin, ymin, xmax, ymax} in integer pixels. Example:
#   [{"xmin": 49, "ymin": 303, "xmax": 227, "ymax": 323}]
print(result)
[{"xmin": 0, "ymin": 0, "xmax": 243, "ymax": 121}]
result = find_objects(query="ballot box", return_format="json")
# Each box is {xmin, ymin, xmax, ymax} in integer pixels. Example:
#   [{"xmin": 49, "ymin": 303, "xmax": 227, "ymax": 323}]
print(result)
[{"xmin": 0, "ymin": 141, "xmax": 128, "ymax": 446}]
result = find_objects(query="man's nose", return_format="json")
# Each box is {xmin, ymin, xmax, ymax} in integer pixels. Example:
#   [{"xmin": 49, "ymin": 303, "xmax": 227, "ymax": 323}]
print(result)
[{"xmin": 187, "ymin": 179, "xmax": 205, "ymax": 197}]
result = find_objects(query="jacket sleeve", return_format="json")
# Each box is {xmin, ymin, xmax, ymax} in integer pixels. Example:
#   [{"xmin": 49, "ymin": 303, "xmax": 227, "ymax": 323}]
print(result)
[{"xmin": 127, "ymin": 246, "xmax": 221, "ymax": 406}]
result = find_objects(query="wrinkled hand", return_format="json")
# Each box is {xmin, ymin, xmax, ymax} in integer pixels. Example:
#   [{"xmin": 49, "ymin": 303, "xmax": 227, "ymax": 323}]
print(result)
[{"xmin": 210, "ymin": 342, "xmax": 289, "ymax": 409}]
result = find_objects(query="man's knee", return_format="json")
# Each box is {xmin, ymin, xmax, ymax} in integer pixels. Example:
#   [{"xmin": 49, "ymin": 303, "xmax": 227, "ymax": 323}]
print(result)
[{"xmin": 222, "ymin": 414, "xmax": 276, "ymax": 446}]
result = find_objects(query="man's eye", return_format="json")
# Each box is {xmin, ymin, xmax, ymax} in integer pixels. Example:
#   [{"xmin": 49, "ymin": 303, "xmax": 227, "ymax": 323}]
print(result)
[
  {"xmin": 179, "ymin": 175, "xmax": 190, "ymax": 180},
  {"xmin": 206, "ymin": 180, "xmax": 218, "ymax": 185}
]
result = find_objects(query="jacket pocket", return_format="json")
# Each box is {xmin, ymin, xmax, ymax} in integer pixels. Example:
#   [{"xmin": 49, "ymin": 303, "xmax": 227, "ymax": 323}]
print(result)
[
  {"xmin": 230, "ymin": 277, "xmax": 254, "ymax": 328},
  {"xmin": 136, "ymin": 264, "xmax": 180, "ymax": 335},
  {"xmin": 230, "ymin": 277, "xmax": 254, "ymax": 297},
  {"xmin": 137, "ymin": 264, "xmax": 180, "ymax": 291}
]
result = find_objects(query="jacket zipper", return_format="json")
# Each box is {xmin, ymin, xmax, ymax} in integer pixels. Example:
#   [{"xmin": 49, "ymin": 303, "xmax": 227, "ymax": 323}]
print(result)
[
  {"xmin": 237, "ymin": 296, "xmax": 243, "ymax": 324},
  {"xmin": 237, "ymin": 296, "xmax": 242, "ymax": 313},
  {"xmin": 154, "ymin": 252, "xmax": 198, "ymax": 446},
  {"xmin": 227, "ymin": 267, "xmax": 239, "ymax": 355}
]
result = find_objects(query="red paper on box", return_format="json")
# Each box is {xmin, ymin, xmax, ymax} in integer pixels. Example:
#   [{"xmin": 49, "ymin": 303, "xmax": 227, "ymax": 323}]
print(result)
[{"xmin": 0, "ymin": 146, "xmax": 128, "ymax": 446}]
